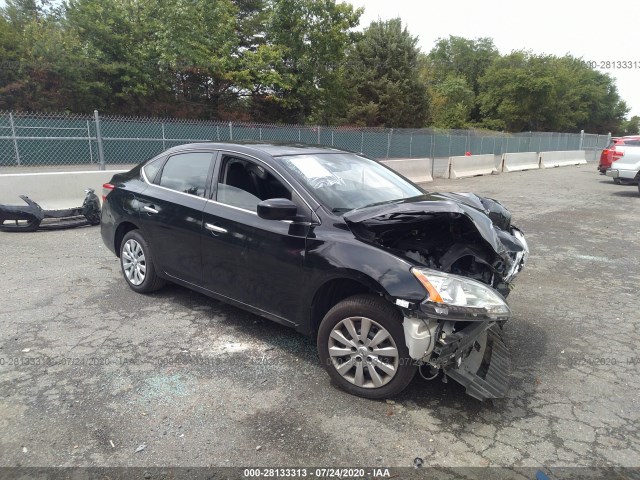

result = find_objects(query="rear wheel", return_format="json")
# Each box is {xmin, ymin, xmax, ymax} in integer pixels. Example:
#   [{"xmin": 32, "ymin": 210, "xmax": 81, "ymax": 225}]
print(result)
[
  {"xmin": 613, "ymin": 178, "xmax": 621, "ymax": 185},
  {"xmin": 317, "ymin": 294, "xmax": 417, "ymax": 399},
  {"xmin": 120, "ymin": 230, "xmax": 165, "ymax": 293}
]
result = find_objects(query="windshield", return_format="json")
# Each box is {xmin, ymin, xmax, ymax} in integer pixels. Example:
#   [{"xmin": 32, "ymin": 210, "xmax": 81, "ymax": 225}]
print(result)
[{"xmin": 278, "ymin": 153, "xmax": 423, "ymax": 213}]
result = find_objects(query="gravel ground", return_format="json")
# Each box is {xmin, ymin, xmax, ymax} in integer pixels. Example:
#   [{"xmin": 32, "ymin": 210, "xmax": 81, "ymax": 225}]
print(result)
[{"xmin": 0, "ymin": 164, "xmax": 639, "ymax": 470}]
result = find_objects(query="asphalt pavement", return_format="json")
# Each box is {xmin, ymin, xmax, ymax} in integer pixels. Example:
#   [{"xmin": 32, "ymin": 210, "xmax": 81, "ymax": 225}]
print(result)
[{"xmin": 0, "ymin": 164, "xmax": 638, "ymax": 471}]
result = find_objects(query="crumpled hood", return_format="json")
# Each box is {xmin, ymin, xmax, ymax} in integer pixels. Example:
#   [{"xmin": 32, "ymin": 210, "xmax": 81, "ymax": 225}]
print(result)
[
  {"xmin": 343, "ymin": 193, "xmax": 528, "ymax": 283},
  {"xmin": 344, "ymin": 193, "xmax": 511, "ymax": 253}
]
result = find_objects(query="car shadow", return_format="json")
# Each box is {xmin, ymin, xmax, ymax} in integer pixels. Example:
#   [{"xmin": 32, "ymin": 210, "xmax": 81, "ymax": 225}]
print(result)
[
  {"xmin": 150, "ymin": 282, "xmax": 317, "ymax": 359},
  {"xmin": 610, "ymin": 190, "xmax": 639, "ymax": 197}
]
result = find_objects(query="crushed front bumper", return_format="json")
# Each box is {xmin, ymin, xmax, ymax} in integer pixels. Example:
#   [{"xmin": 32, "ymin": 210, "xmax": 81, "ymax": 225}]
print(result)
[
  {"xmin": 0, "ymin": 190, "xmax": 101, "ymax": 232},
  {"xmin": 406, "ymin": 316, "xmax": 511, "ymax": 401},
  {"xmin": 443, "ymin": 325, "xmax": 511, "ymax": 401}
]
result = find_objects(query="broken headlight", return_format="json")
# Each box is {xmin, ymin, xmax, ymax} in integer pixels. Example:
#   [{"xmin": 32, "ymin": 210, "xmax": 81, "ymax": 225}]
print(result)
[{"xmin": 411, "ymin": 267, "xmax": 511, "ymax": 322}]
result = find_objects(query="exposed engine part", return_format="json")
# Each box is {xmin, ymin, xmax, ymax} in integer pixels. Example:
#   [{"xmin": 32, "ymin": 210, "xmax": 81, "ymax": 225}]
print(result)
[
  {"xmin": 418, "ymin": 364, "xmax": 440, "ymax": 381},
  {"xmin": 0, "ymin": 189, "xmax": 101, "ymax": 232}
]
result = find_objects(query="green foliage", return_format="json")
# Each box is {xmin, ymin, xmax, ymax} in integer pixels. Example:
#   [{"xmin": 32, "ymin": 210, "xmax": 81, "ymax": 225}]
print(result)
[
  {"xmin": 0, "ymin": 2, "xmax": 631, "ymax": 132},
  {"xmin": 620, "ymin": 115, "xmax": 640, "ymax": 135},
  {"xmin": 343, "ymin": 18, "xmax": 429, "ymax": 127},
  {"xmin": 478, "ymin": 52, "xmax": 628, "ymax": 133},
  {"xmin": 426, "ymin": 36, "xmax": 498, "ymax": 124},
  {"xmin": 261, "ymin": 0, "xmax": 362, "ymax": 124}
]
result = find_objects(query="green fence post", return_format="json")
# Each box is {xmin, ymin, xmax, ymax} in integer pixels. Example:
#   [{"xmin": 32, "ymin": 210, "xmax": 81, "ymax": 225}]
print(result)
[
  {"xmin": 86, "ymin": 120, "xmax": 93, "ymax": 163},
  {"xmin": 409, "ymin": 133, "xmax": 413, "ymax": 158},
  {"xmin": 9, "ymin": 112, "xmax": 21, "ymax": 166},
  {"xmin": 94, "ymin": 110, "xmax": 105, "ymax": 171},
  {"xmin": 229, "ymin": 121, "xmax": 233, "ymax": 141}
]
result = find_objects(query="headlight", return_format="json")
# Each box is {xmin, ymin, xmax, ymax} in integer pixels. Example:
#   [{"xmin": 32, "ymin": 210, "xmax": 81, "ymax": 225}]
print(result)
[{"xmin": 411, "ymin": 267, "xmax": 511, "ymax": 321}]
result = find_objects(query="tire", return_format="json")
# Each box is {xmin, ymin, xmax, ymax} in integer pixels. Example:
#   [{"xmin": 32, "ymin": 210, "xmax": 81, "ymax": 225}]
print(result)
[
  {"xmin": 317, "ymin": 294, "xmax": 417, "ymax": 399},
  {"xmin": 119, "ymin": 230, "xmax": 166, "ymax": 293},
  {"xmin": 613, "ymin": 178, "xmax": 621, "ymax": 185}
]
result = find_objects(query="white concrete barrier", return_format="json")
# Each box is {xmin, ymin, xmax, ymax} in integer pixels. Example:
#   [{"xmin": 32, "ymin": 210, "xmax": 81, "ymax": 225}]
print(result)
[
  {"xmin": 502, "ymin": 152, "xmax": 541, "ymax": 172},
  {"xmin": 449, "ymin": 154, "xmax": 498, "ymax": 179},
  {"xmin": 381, "ymin": 158, "xmax": 433, "ymax": 184},
  {"xmin": 0, "ymin": 170, "xmax": 125, "ymax": 209},
  {"xmin": 539, "ymin": 150, "xmax": 587, "ymax": 168}
]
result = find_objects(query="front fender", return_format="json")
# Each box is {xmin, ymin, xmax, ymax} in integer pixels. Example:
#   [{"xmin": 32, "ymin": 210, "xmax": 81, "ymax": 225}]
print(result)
[{"xmin": 305, "ymin": 225, "xmax": 426, "ymax": 303}]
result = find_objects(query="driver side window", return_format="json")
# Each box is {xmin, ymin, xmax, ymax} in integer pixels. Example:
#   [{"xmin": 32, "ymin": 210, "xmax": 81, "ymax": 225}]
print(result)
[{"xmin": 216, "ymin": 155, "xmax": 292, "ymax": 213}]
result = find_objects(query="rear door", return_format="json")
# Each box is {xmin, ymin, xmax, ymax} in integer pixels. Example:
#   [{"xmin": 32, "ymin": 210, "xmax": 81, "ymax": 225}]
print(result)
[{"xmin": 137, "ymin": 150, "xmax": 215, "ymax": 286}]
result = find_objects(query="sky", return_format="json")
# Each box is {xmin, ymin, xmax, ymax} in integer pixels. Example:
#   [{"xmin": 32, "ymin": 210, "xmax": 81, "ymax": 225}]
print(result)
[{"xmin": 348, "ymin": 0, "xmax": 640, "ymax": 119}]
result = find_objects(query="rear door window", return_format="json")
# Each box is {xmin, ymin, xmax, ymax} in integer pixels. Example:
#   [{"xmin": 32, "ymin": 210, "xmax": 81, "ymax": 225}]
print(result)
[
  {"xmin": 157, "ymin": 152, "xmax": 213, "ymax": 197},
  {"xmin": 143, "ymin": 157, "xmax": 164, "ymax": 183}
]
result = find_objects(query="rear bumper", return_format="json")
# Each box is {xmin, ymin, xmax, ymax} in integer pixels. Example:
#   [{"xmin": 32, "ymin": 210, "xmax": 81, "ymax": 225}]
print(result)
[{"xmin": 606, "ymin": 168, "xmax": 638, "ymax": 181}]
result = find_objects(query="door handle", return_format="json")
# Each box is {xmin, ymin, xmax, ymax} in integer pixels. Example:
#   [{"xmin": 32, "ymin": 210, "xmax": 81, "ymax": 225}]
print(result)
[
  {"xmin": 205, "ymin": 223, "xmax": 227, "ymax": 234},
  {"xmin": 143, "ymin": 205, "xmax": 159, "ymax": 214}
]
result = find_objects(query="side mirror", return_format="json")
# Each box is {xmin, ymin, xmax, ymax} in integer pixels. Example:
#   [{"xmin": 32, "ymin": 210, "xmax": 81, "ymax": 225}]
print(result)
[{"xmin": 257, "ymin": 198, "xmax": 298, "ymax": 221}]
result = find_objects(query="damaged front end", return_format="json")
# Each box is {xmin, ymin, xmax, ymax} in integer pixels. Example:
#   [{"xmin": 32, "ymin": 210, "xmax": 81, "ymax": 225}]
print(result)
[
  {"xmin": 0, "ymin": 189, "xmax": 101, "ymax": 232},
  {"xmin": 344, "ymin": 193, "xmax": 529, "ymax": 400}
]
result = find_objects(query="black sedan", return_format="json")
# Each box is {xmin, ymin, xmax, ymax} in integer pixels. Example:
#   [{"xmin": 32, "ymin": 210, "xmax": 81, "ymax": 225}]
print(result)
[{"xmin": 101, "ymin": 143, "xmax": 528, "ymax": 400}]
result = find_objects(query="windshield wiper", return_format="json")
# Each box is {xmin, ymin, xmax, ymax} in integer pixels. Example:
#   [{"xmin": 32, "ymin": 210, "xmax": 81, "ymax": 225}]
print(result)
[{"xmin": 331, "ymin": 207, "xmax": 353, "ymax": 214}]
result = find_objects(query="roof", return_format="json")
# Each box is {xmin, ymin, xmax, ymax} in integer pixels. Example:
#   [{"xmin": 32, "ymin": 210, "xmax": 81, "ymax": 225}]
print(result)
[{"xmin": 162, "ymin": 141, "xmax": 346, "ymax": 157}]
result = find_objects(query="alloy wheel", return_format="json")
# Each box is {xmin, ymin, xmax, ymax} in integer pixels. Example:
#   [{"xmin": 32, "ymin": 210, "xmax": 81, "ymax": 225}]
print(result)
[
  {"xmin": 328, "ymin": 316, "xmax": 399, "ymax": 388},
  {"xmin": 122, "ymin": 239, "xmax": 147, "ymax": 286}
]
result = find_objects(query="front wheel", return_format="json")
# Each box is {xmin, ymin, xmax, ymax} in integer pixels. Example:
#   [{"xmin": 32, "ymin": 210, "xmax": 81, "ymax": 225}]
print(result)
[
  {"xmin": 317, "ymin": 294, "xmax": 417, "ymax": 399},
  {"xmin": 120, "ymin": 230, "xmax": 166, "ymax": 293}
]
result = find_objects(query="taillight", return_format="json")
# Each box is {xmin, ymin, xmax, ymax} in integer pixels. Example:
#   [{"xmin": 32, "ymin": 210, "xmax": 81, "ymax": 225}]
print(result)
[
  {"xmin": 102, "ymin": 183, "xmax": 114, "ymax": 202},
  {"xmin": 612, "ymin": 149, "xmax": 624, "ymax": 161}
]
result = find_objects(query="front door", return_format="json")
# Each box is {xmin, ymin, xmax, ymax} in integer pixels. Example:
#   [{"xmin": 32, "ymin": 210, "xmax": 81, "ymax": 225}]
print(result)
[{"xmin": 201, "ymin": 153, "xmax": 312, "ymax": 324}]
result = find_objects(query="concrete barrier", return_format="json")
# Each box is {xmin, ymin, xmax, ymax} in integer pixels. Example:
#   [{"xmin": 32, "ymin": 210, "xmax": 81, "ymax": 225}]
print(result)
[
  {"xmin": 449, "ymin": 154, "xmax": 498, "ymax": 179},
  {"xmin": 381, "ymin": 158, "xmax": 433, "ymax": 184},
  {"xmin": 539, "ymin": 150, "xmax": 587, "ymax": 168},
  {"xmin": 0, "ymin": 170, "xmax": 125, "ymax": 209},
  {"xmin": 502, "ymin": 152, "xmax": 541, "ymax": 172}
]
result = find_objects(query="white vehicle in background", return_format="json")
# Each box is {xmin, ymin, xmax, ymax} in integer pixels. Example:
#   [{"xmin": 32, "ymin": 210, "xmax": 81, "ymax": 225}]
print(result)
[{"xmin": 606, "ymin": 145, "xmax": 640, "ymax": 193}]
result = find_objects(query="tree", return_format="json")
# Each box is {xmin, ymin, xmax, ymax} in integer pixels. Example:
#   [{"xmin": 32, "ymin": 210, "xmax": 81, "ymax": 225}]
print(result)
[
  {"xmin": 343, "ymin": 18, "xmax": 429, "ymax": 127},
  {"xmin": 620, "ymin": 115, "xmax": 640, "ymax": 135},
  {"xmin": 427, "ymin": 74, "xmax": 474, "ymax": 129},
  {"xmin": 477, "ymin": 52, "xmax": 628, "ymax": 133},
  {"xmin": 426, "ymin": 36, "xmax": 499, "ymax": 123},
  {"xmin": 259, "ymin": 0, "xmax": 362, "ymax": 124}
]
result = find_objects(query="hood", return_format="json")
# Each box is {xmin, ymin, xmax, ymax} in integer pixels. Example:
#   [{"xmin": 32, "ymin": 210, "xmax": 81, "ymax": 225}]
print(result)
[
  {"xmin": 344, "ymin": 193, "xmax": 513, "ymax": 255},
  {"xmin": 343, "ymin": 193, "xmax": 528, "ymax": 290}
]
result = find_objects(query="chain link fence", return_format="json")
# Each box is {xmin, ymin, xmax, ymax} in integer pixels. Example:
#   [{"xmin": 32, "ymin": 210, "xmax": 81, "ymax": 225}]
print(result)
[{"xmin": 0, "ymin": 111, "xmax": 610, "ymax": 169}]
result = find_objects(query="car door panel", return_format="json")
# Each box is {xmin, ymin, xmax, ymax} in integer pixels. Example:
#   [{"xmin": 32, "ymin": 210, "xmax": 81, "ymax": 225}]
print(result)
[
  {"xmin": 201, "ymin": 152, "xmax": 312, "ymax": 324},
  {"xmin": 137, "ymin": 187, "xmax": 207, "ymax": 284},
  {"xmin": 201, "ymin": 201, "xmax": 253, "ymax": 302},
  {"xmin": 136, "ymin": 151, "xmax": 215, "ymax": 285}
]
